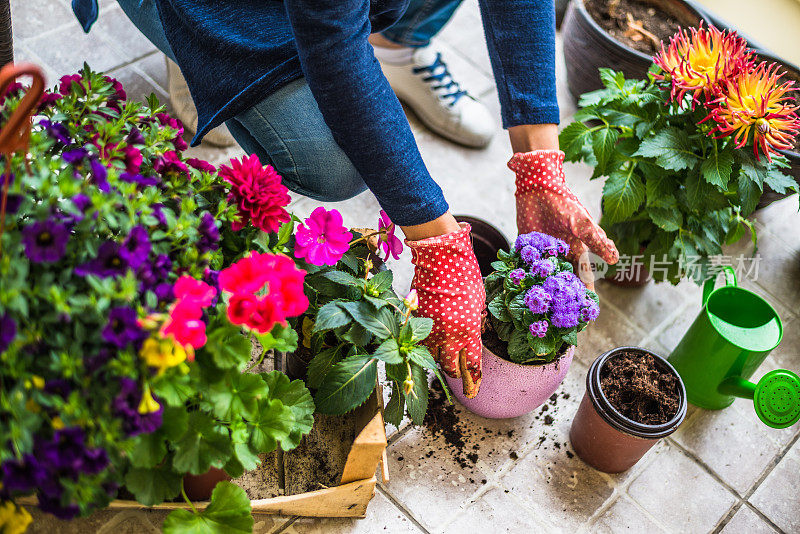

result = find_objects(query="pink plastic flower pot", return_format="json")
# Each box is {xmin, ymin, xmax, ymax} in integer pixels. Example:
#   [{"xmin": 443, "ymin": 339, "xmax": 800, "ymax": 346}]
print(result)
[{"xmin": 445, "ymin": 345, "xmax": 574, "ymax": 419}]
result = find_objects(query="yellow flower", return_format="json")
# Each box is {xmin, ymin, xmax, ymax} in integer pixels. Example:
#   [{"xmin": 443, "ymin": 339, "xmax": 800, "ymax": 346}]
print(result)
[
  {"xmin": 139, "ymin": 336, "xmax": 189, "ymax": 374},
  {"xmin": 138, "ymin": 384, "xmax": 161, "ymax": 414},
  {"xmin": 51, "ymin": 416, "xmax": 65, "ymax": 430},
  {"xmin": 654, "ymin": 25, "xmax": 751, "ymax": 103},
  {"xmin": 710, "ymin": 62, "xmax": 800, "ymax": 160},
  {"xmin": 0, "ymin": 501, "xmax": 33, "ymax": 534}
]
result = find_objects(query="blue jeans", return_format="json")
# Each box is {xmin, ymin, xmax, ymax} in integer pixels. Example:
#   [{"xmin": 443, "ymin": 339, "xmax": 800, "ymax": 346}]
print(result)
[{"xmin": 117, "ymin": 0, "xmax": 459, "ymax": 204}]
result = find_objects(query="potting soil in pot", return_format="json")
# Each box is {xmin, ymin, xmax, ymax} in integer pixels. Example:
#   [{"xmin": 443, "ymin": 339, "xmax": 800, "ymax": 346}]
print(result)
[
  {"xmin": 585, "ymin": 0, "xmax": 684, "ymax": 55},
  {"xmin": 600, "ymin": 352, "xmax": 680, "ymax": 425}
]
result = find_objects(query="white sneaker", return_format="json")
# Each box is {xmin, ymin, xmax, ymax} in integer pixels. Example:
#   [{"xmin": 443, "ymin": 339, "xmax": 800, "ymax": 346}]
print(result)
[
  {"xmin": 166, "ymin": 58, "xmax": 237, "ymax": 148},
  {"xmin": 378, "ymin": 47, "xmax": 495, "ymax": 148}
]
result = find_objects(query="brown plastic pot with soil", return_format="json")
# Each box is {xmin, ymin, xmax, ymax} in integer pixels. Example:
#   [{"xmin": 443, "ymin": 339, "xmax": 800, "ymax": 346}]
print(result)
[
  {"xmin": 569, "ymin": 346, "xmax": 687, "ymax": 473},
  {"xmin": 562, "ymin": 0, "xmax": 704, "ymax": 100}
]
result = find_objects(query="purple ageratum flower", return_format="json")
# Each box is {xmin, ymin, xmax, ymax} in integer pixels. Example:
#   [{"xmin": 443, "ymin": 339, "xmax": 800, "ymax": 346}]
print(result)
[
  {"xmin": 0, "ymin": 313, "xmax": 16, "ymax": 353},
  {"xmin": 523, "ymin": 286, "xmax": 552, "ymax": 315},
  {"xmin": 529, "ymin": 320, "xmax": 549, "ymax": 338},
  {"xmin": 509, "ymin": 268, "xmax": 526, "ymax": 285},
  {"xmin": 520, "ymin": 245, "xmax": 541, "ymax": 265},
  {"xmin": 75, "ymin": 241, "xmax": 129, "ymax": 278},
  {"xmin": 120, "ymin": 172, "xmax": 160, "ymax": 187},
  {"xmin": 531, "ymin": 259, "xmax": 555, "ymax": 278},
  {"xmin": 38, "ymin": 119, "xmax": 71, "ymax": 145},
  {"xmin": 543, "ymin": 271, "xmax": 586, "ymax": 329},
  {"xmin": 102, "ymin": 307, "xmax": 145, "ymax": 348},
  {"xmin": 198, "ymin": 212, "xmax": 220, "ymax": 253},
  {"xmin": 113, "ymin": 378, "xmax": 163, "ymax": 437},
  {"xmin": 22, "ymin": 218, "xmax": 70, "ymax": 263},
  {"xmin": 515, "ymin": 231, "xmax": 569, "ymax": 258},
  {"xmin": 121, "ymin": 226, "xmax": 151, "ymax": 269},
  {"xmin": 579, "ymin": 296, "xmax": 600, "ymax": 323}
]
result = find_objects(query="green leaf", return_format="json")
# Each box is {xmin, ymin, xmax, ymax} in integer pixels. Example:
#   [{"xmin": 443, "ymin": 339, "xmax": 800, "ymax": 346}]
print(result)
[
  {"xmin": 648, "ymin": 206, "xmax": 682, "ymax": 232},
  {"xmin": 341, "ymin": 322, "xmax": 371, "ymax": 346},
  {"xmin": 307, "ymin": 345, "xmax": 345, "ymax": 388},
  {"xmin": 403, "ymin": 363, "xmax": 429, "ymax": 425},
  {"xmin": 261, "ymin": 371, "xmax": 315, "ymax": 450},
  {"xmin": 248, "ymin": 398, "xmax": 295, "ymax": 452},
  {"xmin": 205, "ymin": 323, "xmax": 251, "ymax": 370},
  {"xmin": 230, "ymin": 422, "xmax": 260, "ymax": 473},
  {"xmin": 602, "ymin": 168, "xmax": 645, "ymax": 223},
  {"xmin": 276, "ymin": 219, "xmax": 294, "ymax": 247},
  {"xmin": 507, "ymin": 329, "xmax": 531, "ymax": 363},
  {"xmin": 592, "ymin": 128, "xmax": 619, "ymax": 175},
  {"xmin": 173, "ymin": 413, "xmax": 232, "ymax": 475},
  {"xmin": 152, "ymin": 372, "xmax": 194, "ymax": 407},
  {"xmin": 341, "ymin": 301, "xmax": 398, "ymax": 340},
  {"xmin": 368, "ymin": 270, "xmax": 393, "ymax": 293},
  {"xmin": 700, "ymin": 149, "xmax": 733, "ymax": 189},
  {"xmin": 407, "ymin": 317, "xmax": 433, "ymax": 342},
  {"xmin": 163, "ymin": 481, "xmax": 253, "ymax": 534},
  {"xmin": 562, "ymin": 330, "xmax": 578, "ymax": 346},
  {"xmin": 599, "ymin": 67, "xmax": 625, "ymax": 90},
  {"xmin": 634, "ymin": 128, "xmax": 699, "ymax": 171},
  {"xmin": 255, "ymin": 323, "xmax": 298, "ymax": 353},
  {"xmin": 314, "ymin": 354, "xmax": 377, "ymax": 415},
  {"xmin": 559, "ymin": 122, "xmax": 593, "ymax": 161},
  {"xmin": 488, "ymin": 293, "xmax": 511, "ymax": 321},
  {"xmin": 383, "ymin": 383, "xmax": 406, "ymax": 427},
  {"xmin": 529, "ymin": 331, "xmax": 557, "ymax": 357},
  {"xmin": 206, "ymin": 372, "xmax": 267, "ymax": 420},
  {"xmin": 644, "ymin": 168, "xmax": 673, "ymax": 207},
  {"xmin": 125, "ymin": 464, "xmax": 182, "ymax": 506},
  {"xmin": 129, "ymin": 432, "xmax": 167, "ymax": 469},
  {"xmin": 313, "ymin": 301, "xmax": 351, "ymax": 332},
  {"xmin": 321, "ymin": 270, "xmax": 362, "ymax": 288},
  {"xmin": 764, "ymin": 168, "xmax": 798, "ymax": 194},
  {"xmin": 737, "ymin": 174, "xmax": 762, "ymax": 217},
  {"xmin": 373, "ymin": 338, "xmax": 404, "ymax": 364},
  {"xmin": 408, "ymin": 346, "xmax": 437, "ymax": 370},
  {"xmin": 507, "ymin": 293, "xmax": 528, "ymax": 324}
]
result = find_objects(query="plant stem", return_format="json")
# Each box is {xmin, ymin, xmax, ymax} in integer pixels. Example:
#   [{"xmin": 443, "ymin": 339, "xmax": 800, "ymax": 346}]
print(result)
[
  {"xmin": 349, "ymin": 230, "xmax": 383, "ymax": 246},
  {"xmin": 181, "ymin": 480, "xmax": 199, "ymax": 514}
]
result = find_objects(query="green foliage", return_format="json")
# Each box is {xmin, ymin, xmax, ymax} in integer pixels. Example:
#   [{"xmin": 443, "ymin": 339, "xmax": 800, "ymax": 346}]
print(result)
[
  {"xmin": 560, "ymin": 68, "xmax": 797, "ymax": 284},
  {"xmin": 163, "ymin": 482, "xmax": 253, "ymax": 534}
]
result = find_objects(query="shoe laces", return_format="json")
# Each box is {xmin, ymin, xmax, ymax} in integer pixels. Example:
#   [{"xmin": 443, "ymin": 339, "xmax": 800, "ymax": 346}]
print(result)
[{"xmin": 412, "ymin": 53, "xmax": 467, "ymax": 106}]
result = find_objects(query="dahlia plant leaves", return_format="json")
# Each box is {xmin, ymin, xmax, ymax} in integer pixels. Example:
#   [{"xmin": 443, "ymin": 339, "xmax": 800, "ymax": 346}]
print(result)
[
  {"xmin": 599, "ymin": 67, "xmax": 626, "ymax": 91},
  {"xmin": 644, "ymin": 169, "xmax": 673, "ymax": 207},
  {"xmin": 558, "ymin": 121, "xmax": 593, "ymax": 162},
  {"xmin": 172, "ymin": 412, "xmax": 232, "ymax": 475},
  {"xmin": 592, "ymin": 127, "xmax": 619, "ymax": 176},
  {"xmin": 648, "ymin": 206, "xmax": 683, "ymax": 233},
  {"xmin": 408, "ymin": 346, "xmax": 437, "ymax": 371},
  {"xmin": 313, "ymin": 301, "xmax": 351, "ymax": 332},
  {"xmin": 206, "ymin": 372, "xmax": 267, "ymax": 420},
  {"xmin": 764, "ymin": 167, "xmax": 798, "ymax": 194},
  {"xmin": 247, "ymin": 398, "xmax": 295, "ymax": 452},
  {"xmin": 383, "ymin": 382, "xmax": 406, "ymax": 428},
  {"xmin": 307, "ymin": 345, "xmax": 345, "ymax": 389},
  {"xmin": 602, "ymin": 168, "xmax": 645, "ymax": 224},
  {"xmin": 635, "ymin": 128, "xmax": 699, "ymax": 171},
  {"xmin": 373, "ymin": 339, "xmax": 404, "ymax": 365},
  {"xmin": 261, "ymin": 371, "xmax": 315, "ymax": 450},
  {"xmin": 701, "ymin": 149, "xmax": 734, "ymax": 189},
  {"xmin": 368, "ymin": 270, "xmax": 393, "ymax": 293},
  {"xmin": 129, "ymin": 431, "xmax": 168, "ymax": 469},
  {"xmin": 276, "ymin": 219, "xmax": 294, "ymax": 247},
  {"xmin": 314, "ymin": 354, "xmax": 377, "ymax": 415},
  {"xmin": 403, "ymin": 363, "xmax": 429, "ymax": 426},
  {"xmin": 736, "ymin": 174, "xmax": 762, "ymax": 217},
  {"xmin": 737, "ymin": 150, "xmax": 767, "ymax": 189},
  {"xmin": 205, "ymin": 322, "xmax": 252, "ymax": 371},
  {"xmin": 163, "ymin": 481, "xmax": 253, "ymax": 534},
  {"xmin": 341, "ymin": 301, "xmax": 398, "ymax": 340},
  {"xmin": 125, "ymin": 464, "xmax": 183, "ymax": 506}
]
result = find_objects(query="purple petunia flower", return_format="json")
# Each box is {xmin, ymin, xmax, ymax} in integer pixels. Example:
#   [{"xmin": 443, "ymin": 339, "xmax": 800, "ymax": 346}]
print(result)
[
  {"xmin": 151, "ymin": 203, "xmax": 168, "ymax": 227},
  {"xmin": 88, "ymin": 156, "xmax": 110, "ymax": 193},
  {"xmin": 43, "ymin": 379, "xmax": 73, "ymax": 399},
  {"xmin": 153, "ymin": 282, "xmax": 174, "ymax": 304},
  {"xmin": 531, "ymin": 260, "xmax": 555, "ymax": 278},
  {"xmin": 113, "ymin": 378, "xmax": 163, "ymax": 437},
  {"xmin": 22, "ymin": 218, "xmax": 70, "ymax": 263},
  {"xmin": 102, "ymin": 307, "xmax": 145, "ymax": 348},
  {"xmin": 119, "ymin": 172, "xmax": 160, "ymax": 187},
  {"xmin": 84, "ymin": 347, "xmax": 113, "ymax": 373},
  {"xmin": 509, "ymin": 268, "xmax": 526, "ymax": 285},
  {"xmin": 137, "ymin": 253, "xmax": 172, "ymax": 290},
  {"xmin": 120, "ymin": 226, "xmax": 151, "ymax": 269},
  {"xmin": 38, "ymin": 493, "xmax": 80, "ymax": 521},
  {"xmin": 523, "ymin": 286, "xmax": 552, "ymax": 315},
  {"xmin": 203, "ymin": 268, "xmax": 220, "ymax": 306},
  {"xmin": 153, "ymin": 151, "xmax": 188, "ymax": 175},
  {"xmin": 75, "ymin": 241, "xmax": 129, "ymax": 278},
  {"xmin": 71, "ymin": 193, "xmax": 91, "ymax": 212},
  {"xmin": 0, "ymin": 313, "xmax": 16, "ymax": 353},
  {"xmin": 62, "ymin": 147, "xmax": 88, "ymax": 164},
  {"xmin": 529, "ymin": 320, "xmax": 549, "ymax": 338},
  {"xmin": 125, "ymin": 126, "xmax": 145, "ymax": 146},
  {"xmin": 197, "ymin": 212, "xmax": 220, "ymax": 253},
  {"xmin": 520, "ymin": 245, "xmax": 541, "ymax": 265},
  {"xmin": 38, "ymin": 119, "xmax": 71, "ymax": 145}
]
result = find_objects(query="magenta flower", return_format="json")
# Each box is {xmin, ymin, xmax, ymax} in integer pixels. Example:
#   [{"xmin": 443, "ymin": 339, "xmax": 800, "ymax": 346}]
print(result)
[
  {"xmin": 377, "ymin": 210, "xmax": 403, "ymax": 261},
  {"xmin": 294, "ymin": 207, "xmax": 352, "ymax": 266}
]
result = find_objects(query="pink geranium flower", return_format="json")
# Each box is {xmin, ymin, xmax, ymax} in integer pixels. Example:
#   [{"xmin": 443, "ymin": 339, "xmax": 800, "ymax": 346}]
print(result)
[
  {"xmin": 294, "ymin": 207, "xmax": 352, "ymax": 266},
  {"xmin": 162, "ymin": 300, "xmax": 207, "ymax": 353},
  {"xmin": 377, "ymin": 210, "xmax": 403, "ymax": 261},
  {"xmin": 174, "ymin": 275, "xmax": 217, "ymax": 307},
  {"xmin": 219, "ymin": 154, "xmax": 290, "ymax": 233}
]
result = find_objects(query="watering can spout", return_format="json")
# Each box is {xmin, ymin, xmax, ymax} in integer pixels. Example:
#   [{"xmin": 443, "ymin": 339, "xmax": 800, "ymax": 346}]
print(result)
[{"xmin": 718, "ymin": 371, "xmax": 800, "ymax": 429}]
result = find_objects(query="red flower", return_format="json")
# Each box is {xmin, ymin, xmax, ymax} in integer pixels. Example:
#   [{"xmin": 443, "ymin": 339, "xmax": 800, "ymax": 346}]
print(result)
[
  {"xmin": 187, "ymin": 158, "xmax": 217, "ymax": 173},
  {"xmin": 155, "ymin": 112, "xmax": 188, "ymax": 151},
  {"xmin": 153, "ymin": 150, "xmax": 188, "ymax": 176},
  {"xmin": 218, "ymin": 253, "xmax": 272, "ymax": 294},
  {"xmin": 219, "ymin": 155, "xmax": 290, "ymax": 233},
  {"xmin": 174, "ymin": 275, "xmax": 217, "ymax": 307},
  {"xmin": 162, "ymin": 300, "xmax": 207, "ymax": 351},
  {"xmin": 58, "ymin": 74, "xmax": 85, "ymax": 96},
  {"xmin": 227, "ymin": 293, "xmax": 282, "ymax": 333}
]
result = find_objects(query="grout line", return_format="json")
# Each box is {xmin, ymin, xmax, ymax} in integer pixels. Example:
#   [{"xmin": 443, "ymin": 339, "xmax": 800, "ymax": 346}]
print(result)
[
  {"xmin": 711, "ymin": 500, "xmax": 744, "ymax": 533},
  {"xmin": 667, "ymin": 438, "xmax": 742, "ymax": 499},
  {"xmin": 743, "ymin": 431, "xmax": 800, "ymax": 501},
  {"xmin": 741, "ymin": 501, "xmax": 787, "ymax": 534},
  {"xmin": 636, "ymin": 298, "xmax": 693, "ymax": 348},
  {"xmin": 106, "ymin": 49, "xmax": 161, "ymax": 78},
  {"xmin": 270, "ymin": 516, "xmax": 298, "ymax": 534},
  {"xmin": 375, "ymin": 484, "xmax": 434, "ymax": 534},
  {"xmin": 594, "ymin": 292, "xmax": 650, "ymax": 340}
]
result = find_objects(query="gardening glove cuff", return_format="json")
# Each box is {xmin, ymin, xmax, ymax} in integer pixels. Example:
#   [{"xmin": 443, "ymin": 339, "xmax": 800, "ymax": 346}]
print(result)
[
  {"xmin": 406, "ymin": 223, "xmax": 485, "ymax": 399},
  {"xmin": 508, "ymin": 149, "xmax": 619, "ymax": 265}
]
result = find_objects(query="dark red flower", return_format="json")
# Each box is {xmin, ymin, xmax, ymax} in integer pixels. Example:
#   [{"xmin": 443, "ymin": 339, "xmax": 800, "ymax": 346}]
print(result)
[{"xmin": 219, "ymin": 154, "xmax": 290, "ymax": 233}]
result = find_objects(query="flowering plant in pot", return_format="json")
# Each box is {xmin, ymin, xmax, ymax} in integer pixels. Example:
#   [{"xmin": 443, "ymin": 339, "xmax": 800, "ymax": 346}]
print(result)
[
  {"xmin": 288, "ymin": 207, "xmax": 441, "ymax": 426},
  {"xmin": 0, "ymin": 67, "xmax": 314, "ymax": 533},
  {"xmin": 559, "ymin": 25, "xmax": 799, "ymax": 284},
  {"xmin": 446, "ymin": 231, "xmax": 600, "ymax": 419}
]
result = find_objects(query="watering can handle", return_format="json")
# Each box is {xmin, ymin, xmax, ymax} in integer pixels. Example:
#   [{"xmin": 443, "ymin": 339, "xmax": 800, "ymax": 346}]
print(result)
[{"xmin": 702, "ymin": 266, "xmax": 737, "ymax": 306}]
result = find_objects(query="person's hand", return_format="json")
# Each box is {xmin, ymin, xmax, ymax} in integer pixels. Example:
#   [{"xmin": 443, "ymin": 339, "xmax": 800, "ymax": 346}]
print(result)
[
  {"xmin": 406, "ymin": 223, "xmax": 485, "ymax": 398},
  {"xmin": 509, "ymin": 150, "xmax": 619, "ymax": 286}
]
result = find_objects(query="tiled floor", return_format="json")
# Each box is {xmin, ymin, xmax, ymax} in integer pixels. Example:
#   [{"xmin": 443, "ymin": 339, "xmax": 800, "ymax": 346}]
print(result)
[{"xmin": 10, "ymin": 1, "xmax": 800, "ymax": 532}]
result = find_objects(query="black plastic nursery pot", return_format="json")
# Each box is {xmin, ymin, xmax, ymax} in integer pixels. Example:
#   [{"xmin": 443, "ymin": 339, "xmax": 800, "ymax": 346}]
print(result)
[
  {"xmin": 569, "ymin": 346, "xmax": 687, "ymax": 473},
  {"xmin": 454, "ymin": 215, "xmax": 511, "ymax": 277},
  {"xmin": 562, "ymin": 0, "xmax": 704, "ymax": 100}
]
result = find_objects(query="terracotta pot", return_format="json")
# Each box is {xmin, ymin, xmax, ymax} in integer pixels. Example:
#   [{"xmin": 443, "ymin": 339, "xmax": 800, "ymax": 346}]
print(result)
[
  {"xmin": 445, "ymin": 345, "xmax": 574, "ymax": 419},
  {"xmin": 569, "ymin": 346, "xmax": 687, "ymax": 473},
  {"xmin": 562, "ymin": 0, "xmax": 704, "ymax": 100},
  {"xmin": 183, "ymin": 467, "xmax": 231, "ymax": 501},
  {"xmin": 454, "ymin": 215, "xmax": 511, "ymax": 278}
]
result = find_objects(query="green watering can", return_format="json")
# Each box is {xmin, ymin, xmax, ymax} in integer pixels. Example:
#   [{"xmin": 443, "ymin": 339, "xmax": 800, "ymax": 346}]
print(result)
[{"xmin": 668, "ymin": 266, "xmax": 800, "ymax": 429}]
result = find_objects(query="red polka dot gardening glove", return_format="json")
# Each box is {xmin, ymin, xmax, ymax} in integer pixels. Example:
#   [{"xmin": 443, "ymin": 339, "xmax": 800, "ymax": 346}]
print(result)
[
  {"xmin": 509, "ymin": 150, "xmax": 619, "ymax": 276},
  {"xmin": 406, "ymin": 223, "xmax": 485, "ymax": 399}
]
